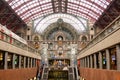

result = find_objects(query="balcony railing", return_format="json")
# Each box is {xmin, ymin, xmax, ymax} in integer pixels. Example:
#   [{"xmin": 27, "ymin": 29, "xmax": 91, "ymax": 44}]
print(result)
[
  {"xmin": 79, "ymin": 15, "xmax": 120, "ymax": 54},
  {"xmin": 0, "ymin": 28, "xmax": 38, "ymax": 54}
]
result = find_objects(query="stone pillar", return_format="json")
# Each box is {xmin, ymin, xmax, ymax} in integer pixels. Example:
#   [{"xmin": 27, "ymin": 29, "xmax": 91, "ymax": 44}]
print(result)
[
  {"xmin": 12, "ymin": 54, "xmax": 15, "ymax": 69},
  {"xmin": 78, "ymin": 59, "xmax": 83, "ymax": 67},
  {"xmin": 28, "ymin": 57, "xmax": 29, "ymax": 68},
  {"xmin": 94, "ymin": 54, "xmax": 97, "ymax": 68},
  {"xmin": 84, "ymin": 57, "xmax": 86, "ymax": 67},
  {"xmin": 83, "ymin": 58, "xmax": 85, "ymax": 67},
  {"xmin": 31, "ymin": 58, "xmax": 33, "ymax": 68},
  {"xmin": 99, "ymin": 52, "xmax": 102, "ymax": 69},
  {"xmin": 82, "ymin": 59, "xmax": 84, "ymax": 67},
  {"xmin": 106, "ymin": 49, "xmax": 110, "ymax": 70},
  {"xmin": 90, "ymin": 55, "xmax": 93, "ymax": 68},
  {"xmin": 116, "ymin": 45, "xmax": 120, "ymax": 70},
  {"xmin": 24, "ymin": 57, "xmax": 26, "ymax": 68},
  {"xmin": 87, "ymin": 56, "xmax": 90, "ymax": 68},
  {"xmin": 4, "ymin": 52, "xmax": 8, "ymax": 69},
  {"xmin": 35, "ymin": 59, "xmax": 36, "ymax": 67},
  {"xmin": 80, "ymin": 58, "xmax": 84, "ymax": 67},
  {"xmin": 19, "ymin": 56, "xmax": 21, "ymax": 68},
  {"xmin": 34, "ymin": 58, "xmax": 36, "ymax": 67}
]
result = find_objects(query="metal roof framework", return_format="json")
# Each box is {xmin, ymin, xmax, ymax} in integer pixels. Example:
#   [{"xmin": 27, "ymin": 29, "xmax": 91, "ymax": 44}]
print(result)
[{"xmin": 5, "ymin": 0, "xmax": 112, "ymax": 23}]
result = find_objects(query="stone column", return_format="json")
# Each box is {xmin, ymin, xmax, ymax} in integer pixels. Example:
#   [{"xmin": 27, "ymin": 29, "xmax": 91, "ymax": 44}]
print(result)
[
  {"xmin": 106, "ymin": 49, "xmax": 110, "ymax": 70},
  {"xmin": 80, "ymin": 58, "xmax": 84, "ymax": 67},
  {"xmin": 34, "ymin": 58, "xmax": 36, "ymax": 67},
  {"xmin": 24, "ymin": 57, "xmax": 26, "ymax": 68},
  {"xmin": 90, "ymin": 55, "xmax": 93, "ymax": 68},
  {"xmin": 116, "ymin": 45, "xmax": 120, "ymax": 70},
  {"xmin": 12, "ymin": 54, "xmax": 15, "ymax": 69},
  {"xmin": 4, "ymin": 52, "xmax": 8, "ymax": 69},
  {"xmin": 78, "ymin": 59, "xmax": 83, "ymax": 67},
  {"xmin": 83, "ymin": 58, "xmax": 85, "ymax": 67},
  {"xmin": 87, "ymin": 56, "xmax": 90, "ymax": 68},
  {"xmin": 94, "ymin": 54, "xmax": 97, "ymax": 68},
  {"xmin": 35, "ymin": 59, "xmax": 36, "ymax": 67},
  {"xmin": 84, "ymin": 57, "xmax": 86, "ymax": 67},
  {"xmin": 99, "ymin": 52, "xmax": 102, "ymax": 69},
  {"xmin": 19, "ymin": 56, "xmax": 21, "ymax": 68},
  {"xmin": 28, "ymin": 57, "xmax": 29, "ymax": 68}
]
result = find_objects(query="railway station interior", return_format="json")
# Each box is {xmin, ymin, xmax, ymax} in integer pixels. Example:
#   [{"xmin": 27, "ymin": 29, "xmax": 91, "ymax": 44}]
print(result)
[{"xmin": 0, "ymin": 0, "xmax": 120, "ymax": 80}]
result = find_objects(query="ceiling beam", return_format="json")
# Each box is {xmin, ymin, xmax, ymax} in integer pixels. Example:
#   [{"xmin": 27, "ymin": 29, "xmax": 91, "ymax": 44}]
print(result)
[
  {"xmin": 51, "ymin": 0, "xmax": 56, "ymax": 13},
  {"xmin": 64, "ymin": 0, "xmax": 68, "ymax": 13}
]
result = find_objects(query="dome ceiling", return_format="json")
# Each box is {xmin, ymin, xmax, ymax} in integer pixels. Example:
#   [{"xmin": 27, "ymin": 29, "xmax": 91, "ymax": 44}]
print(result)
[{"xmin": 5, "ymin": 0, "xmax": 113, "ymax": 23}]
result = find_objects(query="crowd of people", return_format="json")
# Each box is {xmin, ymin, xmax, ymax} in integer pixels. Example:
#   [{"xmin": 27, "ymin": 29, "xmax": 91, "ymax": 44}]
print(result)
[{"xmin": 51, "ymin": 60, "xmax": 69, "ymax": 70}]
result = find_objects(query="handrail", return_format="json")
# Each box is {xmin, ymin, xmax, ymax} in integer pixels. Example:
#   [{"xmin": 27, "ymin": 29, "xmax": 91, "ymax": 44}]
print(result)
[
  {"xmin": 78, "ymin": 15, "xmax": 120, "ymax": 55},
  {"xmin": 0, "ymin": 30, "xmax": 38, "ymax": 54},
  {"xmin": 75, "ymin": 66, "xmax": 80, "ymax": 80}
]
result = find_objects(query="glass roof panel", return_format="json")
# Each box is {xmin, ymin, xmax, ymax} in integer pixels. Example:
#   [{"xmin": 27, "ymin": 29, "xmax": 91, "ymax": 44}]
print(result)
[{"xmin": 5, "ymin": 0, "xmax": 113, "ymax": 23}]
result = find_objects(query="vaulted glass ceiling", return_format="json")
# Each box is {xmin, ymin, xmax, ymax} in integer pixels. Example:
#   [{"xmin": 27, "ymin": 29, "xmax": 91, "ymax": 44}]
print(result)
[{"xmin": 5, "ymin": 0, "xmax": 112, "ymax": 23}]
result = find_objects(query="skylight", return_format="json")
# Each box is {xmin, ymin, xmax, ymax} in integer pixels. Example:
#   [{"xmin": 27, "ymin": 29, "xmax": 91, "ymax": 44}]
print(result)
[{"xmin": 5, "ymin": 0, "xmax": 112, "ymax": 23}]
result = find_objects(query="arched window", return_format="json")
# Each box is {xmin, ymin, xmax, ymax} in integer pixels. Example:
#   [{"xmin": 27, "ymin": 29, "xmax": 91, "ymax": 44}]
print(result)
[
  {"xmin": 34, "ymin": 36, "xmax": 39, "ymax": 41},
  {"xmin": 57, "ymin": 36, "xmax": 63, "ymax": 41},
  {"xmin": 82, "ymin": 36, "xmax": 87, "ymax": 41}
]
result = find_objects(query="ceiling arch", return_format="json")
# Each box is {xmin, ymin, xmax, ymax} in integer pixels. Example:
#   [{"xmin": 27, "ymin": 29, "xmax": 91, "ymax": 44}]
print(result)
[
  {"xmin": 34, "ymin": 13, "xmax": 88, "ymax": 33},
  {"xmin": 5, "ymin": 0, "xmax": 113, "ymax": 23}
]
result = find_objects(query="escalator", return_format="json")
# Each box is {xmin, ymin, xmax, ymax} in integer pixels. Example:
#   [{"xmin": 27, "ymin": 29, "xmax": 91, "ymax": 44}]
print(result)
[
  {"xmin": 48, "ymin": 70, "xmax": 68, "ymax": 80},
  {"xmin": 40, "ymin": 66, "xmax": 80, "ymax": 80}
]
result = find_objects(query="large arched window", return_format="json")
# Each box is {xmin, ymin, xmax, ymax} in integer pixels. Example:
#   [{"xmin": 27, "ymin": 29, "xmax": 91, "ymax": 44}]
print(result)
[{"xmin": 34, "ymin": 13, "xmax": 88, "ymax": 33}]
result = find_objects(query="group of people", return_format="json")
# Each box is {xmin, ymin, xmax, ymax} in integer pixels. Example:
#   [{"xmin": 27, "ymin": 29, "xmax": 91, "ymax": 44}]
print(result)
[{"xmin": 52, "ymin": 60, "xmax": 69, "ymax": 70}]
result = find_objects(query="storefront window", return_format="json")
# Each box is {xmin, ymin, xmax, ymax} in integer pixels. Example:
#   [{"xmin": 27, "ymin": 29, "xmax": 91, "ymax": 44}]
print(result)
[
  {"xmin": 102, "ymin": 51, "xmax": 107, "ymax": 69},
  {"xmin": 110, "ymin": 47, "xmax": 117, "ymax": 70},
  {"xmin": 32, "ymin": 58, "xmax": 34, "ymax": 67},
  {"xmin": 21, "ymin": 56, "xmax": 24, "ymax": 68},
  {"xmin": 0, "ymin": 51, "xmax": 4, "ymax": 69},
  {"xmin": 89, "ymin": 56, "xmax": 91, "ymax": 68},
  {"xmin": 7, "ymin": 53, "xmax": 13, "ymax": 69},
  {"xmin": 92, "ymin": 55, "xmax": 94, "ymax": 68},
  {"xmin": 15, "ymin": 55, "xmax": 19, "ymax": 68},
  {"xmin": 29, "ymin": 58, "xmax": 31, "ymax": 68},
  {"xmin": 26, "ymin": 57, "xmax": 28, "ymax": 68},
  {"xmin": 96, "ymin": 53, "xmax": 99, "ymax": 68}
]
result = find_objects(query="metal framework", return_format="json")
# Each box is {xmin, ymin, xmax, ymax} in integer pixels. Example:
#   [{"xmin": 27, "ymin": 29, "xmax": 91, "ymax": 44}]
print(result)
[{"xmin": 5, "ymin": 0, "xmax": 112, "ymax": 23}]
